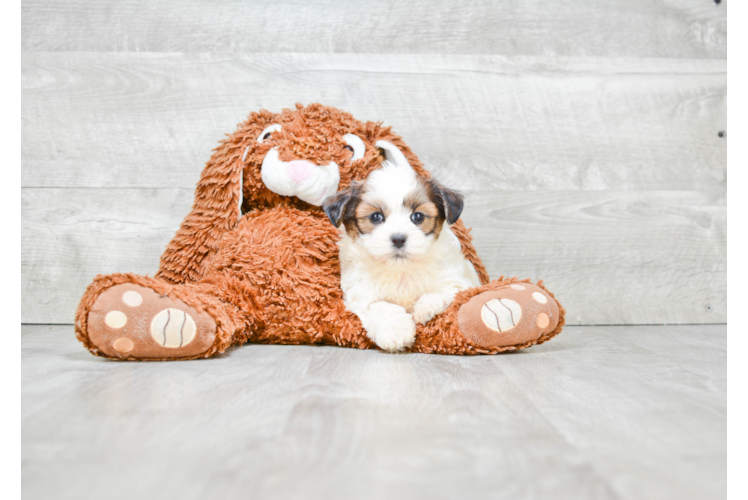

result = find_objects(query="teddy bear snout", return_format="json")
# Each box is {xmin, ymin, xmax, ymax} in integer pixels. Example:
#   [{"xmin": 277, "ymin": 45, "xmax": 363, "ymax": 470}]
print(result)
[{"xmin": 285, "ymin": 160, "xmax": 317, "ymax": 185}]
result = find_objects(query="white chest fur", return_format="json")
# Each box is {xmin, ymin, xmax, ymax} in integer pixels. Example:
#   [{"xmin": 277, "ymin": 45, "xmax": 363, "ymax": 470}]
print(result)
[{"xmin": 338, "ymin": 226, "xmax": 480, "ymax": 313}]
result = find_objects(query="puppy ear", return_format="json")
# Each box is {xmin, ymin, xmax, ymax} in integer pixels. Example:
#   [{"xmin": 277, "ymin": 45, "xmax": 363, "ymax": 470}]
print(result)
[
  {"xmin": 437, "ymin": 185, "xmax": 464, "ymax": 225},
  {"xmin": 322, "ymin": 185, "xmax": 356, "ymax": 227}
]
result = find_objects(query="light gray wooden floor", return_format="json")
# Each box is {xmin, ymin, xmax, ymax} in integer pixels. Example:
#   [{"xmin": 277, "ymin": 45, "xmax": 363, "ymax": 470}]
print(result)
[{"xmin": 22, "ymin": 324, "xmax": 726, "ymax": 500}]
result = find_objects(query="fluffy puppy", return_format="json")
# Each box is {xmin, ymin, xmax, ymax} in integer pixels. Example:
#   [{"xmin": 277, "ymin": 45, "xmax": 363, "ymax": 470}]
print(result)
[{"xmin": 323, "ymin": 160, "xmax": 481, "ymax": 352}]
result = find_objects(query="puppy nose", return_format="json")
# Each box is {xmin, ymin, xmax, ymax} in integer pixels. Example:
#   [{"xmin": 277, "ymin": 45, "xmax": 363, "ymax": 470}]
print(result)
[{"xmin": 391, "ymin": 234, "xmax": 407, "ymax": 249}]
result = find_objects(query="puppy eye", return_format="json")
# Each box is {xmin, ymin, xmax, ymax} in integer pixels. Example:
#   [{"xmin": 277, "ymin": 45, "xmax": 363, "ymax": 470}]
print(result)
[
  {"xmin": 257, "ymin": 124, "xmax": 281, "ymax": 143},
  {"xmin": 410, "ymin": 212, "xmax": 425, "ymax": 224},
  {"xmin": 369, "ymin": 212, "xmax": 385, "ymax": 224}
]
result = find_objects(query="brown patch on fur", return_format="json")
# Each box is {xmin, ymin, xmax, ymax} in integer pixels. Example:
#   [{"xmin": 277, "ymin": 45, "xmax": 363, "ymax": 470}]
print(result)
[
  {"xmin": 353, "ymin": 200, "xmax": 389, "ymax": 235},
  {"xmin": 413, "ymin": 202, "xmax": 439, "ymax": 220},
  {"xmin": 403, "ymin": 179, "xmax": 447, "ymax": 237},
  {"xmin": 403, "ymin": 183, "xmax": 428, "ymax": 211},
  {"xmin": 412, "ymin": 178, "xmax": 465, "ymax": 227},
  {"xmin": 414, "ymin": 202, "xmax": 445, "ymax": 237},
  {"xmin": 325, "ymin": 183, "xmax": 363, "ymax": 239}
]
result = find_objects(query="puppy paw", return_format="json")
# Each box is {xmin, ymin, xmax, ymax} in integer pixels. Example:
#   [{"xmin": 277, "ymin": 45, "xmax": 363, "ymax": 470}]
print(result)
[
  {"xmin": 413, "ymin": 292, "xmax": 454, "ymax": 324},
  {"xmin": 374, "ymin": 317, "xmax": 417, "ymax": 352},
  {"xmin": 363, "ymin": 302, "xmax": 417, "ymax": 352}
]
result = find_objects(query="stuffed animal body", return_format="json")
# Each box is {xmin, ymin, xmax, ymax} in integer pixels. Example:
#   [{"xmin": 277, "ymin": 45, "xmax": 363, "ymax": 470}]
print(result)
[{"xmin": 75, "ymin": 103, "xmax": 565, "ymax": 360}]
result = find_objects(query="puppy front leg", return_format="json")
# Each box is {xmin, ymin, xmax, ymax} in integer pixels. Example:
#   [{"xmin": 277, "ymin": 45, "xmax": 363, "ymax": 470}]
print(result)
[
  {"xmin": 353, "ymin": 301, "xmax": 416, "ymax": 352},
  {"xmin": 412, "ymin": 289, "xmax": 460, "ymax": 325}
]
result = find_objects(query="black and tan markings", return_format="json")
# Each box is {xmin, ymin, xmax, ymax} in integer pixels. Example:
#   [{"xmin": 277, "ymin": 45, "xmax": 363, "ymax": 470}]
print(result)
[
  {"xmin": 404, "ymin": 179, "xmax": 465, "ymax": 237},
  {"xmin": 354, "ymin": 200, "xmax": 390, "ymax": 235},
  {"xmin": 322, "ymin": 182, "xmax": 368, "ymax": 239},
  {"xmin": 403, "ymin": 183, "xmax": 443, "ymax": 237},
  {"xmin": 322, "ymin": 177, "xmax": 465, "ymax": 239}
]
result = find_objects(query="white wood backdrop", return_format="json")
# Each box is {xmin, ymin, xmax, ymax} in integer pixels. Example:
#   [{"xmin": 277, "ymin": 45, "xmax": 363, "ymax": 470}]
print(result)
[{"xmin": 21, "ymin": 0, "xmax": 726, "ymax": 325}]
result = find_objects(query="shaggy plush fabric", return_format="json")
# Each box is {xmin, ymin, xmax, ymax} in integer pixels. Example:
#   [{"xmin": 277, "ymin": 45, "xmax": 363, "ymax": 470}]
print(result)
[{"xmin": 75, "ymin": 103, "xmax": 564, "ymax": 360}]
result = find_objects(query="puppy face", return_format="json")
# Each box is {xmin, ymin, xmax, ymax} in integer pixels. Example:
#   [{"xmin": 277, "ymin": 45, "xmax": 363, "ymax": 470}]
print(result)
[{"xmin": 323, "ymin": 161, "xmax": 464, "ymax": 264}]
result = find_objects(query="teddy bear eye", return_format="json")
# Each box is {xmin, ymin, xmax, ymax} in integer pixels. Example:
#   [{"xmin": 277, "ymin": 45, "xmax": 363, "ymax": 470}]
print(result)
[
  {"xmin": 257, "ymin": 124, "xmax": 281, "ymax": 143},
  {"xmin": 343, "ymin": 134, "xmax": 365, "ymax": 161},
  {"xmin": 369, "ymin": 212, "xmax": 385, "ymax": 224},
  {"xmin": 410, "ymin": 212, "xmax": 425, "ymax": 224}
]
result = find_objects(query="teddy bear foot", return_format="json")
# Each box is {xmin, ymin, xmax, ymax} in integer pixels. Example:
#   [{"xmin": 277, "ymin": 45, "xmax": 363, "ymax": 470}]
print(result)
[
  {"xmin": 86, "ymin": 283, "xmax": 217, "ymax": 360},
  {"xmin": 457, "ymin": 282, "xmax": 560, "ymax": 349}
]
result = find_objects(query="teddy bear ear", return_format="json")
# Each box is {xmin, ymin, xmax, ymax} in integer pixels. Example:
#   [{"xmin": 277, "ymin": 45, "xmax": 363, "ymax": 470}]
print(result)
[{"xmin": 375, "ymin": 140, "xmax": 415, "ymax": 172}]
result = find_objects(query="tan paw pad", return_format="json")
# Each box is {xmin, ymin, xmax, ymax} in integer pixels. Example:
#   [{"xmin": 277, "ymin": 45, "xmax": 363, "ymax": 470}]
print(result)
[
  {"xmin": 481, "ymin": 299, "xmax": 522, "ymax": 332},
  {"xmin": 87, "ymin": 283, "xmax": 217, "ymax": 359},
  {"xmin": 105, "ymin": 311, "xmax": 127, "ymax": 328},
  {"xmin": 122, "ymin": 290, "xmax": 143, "ymax": 307},
  {"xmin": 150, "ymin": 308, "xmax": 197, "ymax": 348},
  {"xmin": 536, "ymin": 313, "xmax": 550, "ymax": 328},
  {"xmin": 532, "ymin": 292, "xmax": 548, "ymax": 304},
  {"xmin": 112, "ymin": 337, "xmax": 134, "ymax": 353},
  {"xmin": 458, "ymin": 283, "xmax": 560, "ymax": 348}
]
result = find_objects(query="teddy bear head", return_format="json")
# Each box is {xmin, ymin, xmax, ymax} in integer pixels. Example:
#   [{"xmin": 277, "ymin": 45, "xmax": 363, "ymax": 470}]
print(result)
[
  {"xmin": 222, "ymin": 103, "xmax": 430, "ymax": 212},
  {"xmin": 157, "ymin": 103, "xmax": 434, "ymax": 284}
]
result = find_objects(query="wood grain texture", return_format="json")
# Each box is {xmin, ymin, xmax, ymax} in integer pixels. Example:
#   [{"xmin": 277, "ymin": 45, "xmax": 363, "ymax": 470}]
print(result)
[
  {"xmin": 22, "ymin": 324, "xmax": 726, "ymax": 500},
  {"xmin": 22, "ymin": 53, "xmax": 727, "ymax": 192},
  {"xmin": 21, "ymin": 5, "xmax": 727, "ymax": 326},
  {"xmin": 464, "ymin": 189, "xmax": 726, "ymax": 325},
  {"xmin": 22, "ymin": 188, "xmax": 192, "ymax": 324},
  {"xmin": 21, "ymin": 187, "xmax": 725, "ymax": 325},
  {"xmin": 21, "ymin": 0, "xmax": 726, "ymax": 58}
]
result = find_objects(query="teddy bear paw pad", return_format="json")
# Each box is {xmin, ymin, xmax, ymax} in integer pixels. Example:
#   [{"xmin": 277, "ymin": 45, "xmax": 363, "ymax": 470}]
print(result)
[
  {"xmin": 457, "ymin": 283, "xmax": 559, "ymax": 349},
  {"xmin": 87, "ymin": 284, "xmax": 216, "ymax": 359}
]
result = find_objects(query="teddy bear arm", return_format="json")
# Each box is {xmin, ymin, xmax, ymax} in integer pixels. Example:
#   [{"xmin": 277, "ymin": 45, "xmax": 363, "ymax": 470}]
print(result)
[
  {"xmin": 410, "ymin": 278, "xmax": 565, "ymax": 355},
  {"xmin": 450, "ymin": 219, "xmax": 490, "ymax": 286}
]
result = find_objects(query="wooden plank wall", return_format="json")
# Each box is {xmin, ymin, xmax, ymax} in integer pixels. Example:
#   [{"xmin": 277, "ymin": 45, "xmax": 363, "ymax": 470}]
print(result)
[{"xmin": 21, "ymin": 0, "xmax": 726, "ymax": 325}]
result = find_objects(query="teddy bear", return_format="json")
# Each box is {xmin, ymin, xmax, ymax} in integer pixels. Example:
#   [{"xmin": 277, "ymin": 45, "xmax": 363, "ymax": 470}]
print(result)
[{"xmin": 75, "ymin": 103, "xmax": 565, "ymax": 360}]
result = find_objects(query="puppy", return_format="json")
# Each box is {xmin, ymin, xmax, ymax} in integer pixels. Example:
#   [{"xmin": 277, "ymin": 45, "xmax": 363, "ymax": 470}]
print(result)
[{"xmin": 323, "ymin": 158, "xmax": 481, "ymax": 352}]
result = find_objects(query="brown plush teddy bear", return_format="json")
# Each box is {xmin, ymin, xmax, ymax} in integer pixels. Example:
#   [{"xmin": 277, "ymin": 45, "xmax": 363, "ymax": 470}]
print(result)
[{"xmin": 75, "ymin": 103, "xmax": 565, "ymax": 360}]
